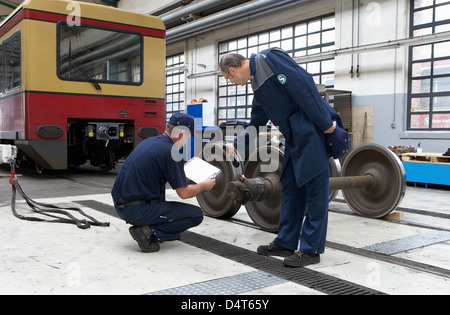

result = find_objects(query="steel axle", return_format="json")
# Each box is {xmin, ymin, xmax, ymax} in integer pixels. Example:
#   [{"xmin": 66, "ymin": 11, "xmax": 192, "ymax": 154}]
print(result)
[{"xmin": 197, "ymin": 143, "xmax": 406, "ymax": 232}]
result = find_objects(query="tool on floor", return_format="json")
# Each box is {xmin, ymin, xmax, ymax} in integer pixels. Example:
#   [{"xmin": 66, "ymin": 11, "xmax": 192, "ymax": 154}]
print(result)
[{"xmin": 1, "ymin": 144, "xmax": 110, "ymax": 229}]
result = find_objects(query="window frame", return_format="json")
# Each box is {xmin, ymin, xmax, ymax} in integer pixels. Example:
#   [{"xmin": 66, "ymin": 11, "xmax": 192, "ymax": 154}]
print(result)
[
  {"xmin": 407, "ymin": 0, "xmax": 450, "ymax": 130},
  {"xmin": 56, "ymin": 21, "xmax": 144, "ymax": 87},
  {"xmin": 0, "ymin": 30, "xmax": 21, "ymax": 95},
  {"xmin": 217, "ymin": 13, "xmax": 335, "ymax": 125},
  {"xmin": 165, "ymin": 52, "xmax": 186, "ymax": 120}
]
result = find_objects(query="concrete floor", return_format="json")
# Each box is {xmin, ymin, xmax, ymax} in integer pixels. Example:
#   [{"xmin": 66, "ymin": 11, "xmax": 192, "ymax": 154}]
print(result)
[{"xmin": 0, "ymin": 164, "xmax": 449, "ymax": 296}]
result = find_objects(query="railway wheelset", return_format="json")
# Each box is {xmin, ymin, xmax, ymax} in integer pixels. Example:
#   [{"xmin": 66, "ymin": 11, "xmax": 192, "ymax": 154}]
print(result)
[{"xmin": 196, "ymin": 141, "xmax": 407, "ymax": 232}]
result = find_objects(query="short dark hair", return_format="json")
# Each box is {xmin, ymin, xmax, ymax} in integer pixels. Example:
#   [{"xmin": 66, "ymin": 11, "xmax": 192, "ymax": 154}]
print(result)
[{"xmin": 219, "ymin": 54, "xmax": 247, "ymax": 73}]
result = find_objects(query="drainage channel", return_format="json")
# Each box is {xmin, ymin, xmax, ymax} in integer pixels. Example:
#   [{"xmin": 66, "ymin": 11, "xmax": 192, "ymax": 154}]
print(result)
[{"xmin": 180, "ymin": 231, "xmax": 385, "ymax": 295}]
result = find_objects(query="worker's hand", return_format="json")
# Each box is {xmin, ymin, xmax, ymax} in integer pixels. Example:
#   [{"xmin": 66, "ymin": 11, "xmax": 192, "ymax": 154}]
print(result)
[
  {"xmin": 225, "ymin": 142, "xmax": 236, "ymax": 158},
  {"xmin": 201, "ymin": 178, "xmax": 216, "ymax": 191},
  {"xmin": 324, "ymin": 121, "xmax": 337, "ymax": 134}
]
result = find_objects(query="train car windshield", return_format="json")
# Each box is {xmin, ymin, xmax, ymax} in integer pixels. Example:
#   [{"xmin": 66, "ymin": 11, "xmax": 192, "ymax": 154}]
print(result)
[{"xmin": 58, "ymin": 23, "xmax": 143, "ymax": 86}]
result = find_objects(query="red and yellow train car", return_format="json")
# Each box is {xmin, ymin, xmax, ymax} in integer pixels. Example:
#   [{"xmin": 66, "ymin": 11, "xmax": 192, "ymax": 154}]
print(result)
[{"xmin": 0, "ymin": 0, "xmax": 166, "ymax": 170}]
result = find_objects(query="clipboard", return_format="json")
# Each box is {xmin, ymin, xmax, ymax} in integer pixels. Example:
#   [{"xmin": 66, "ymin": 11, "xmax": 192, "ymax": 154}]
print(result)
[{"xmin": 184, "ymin": 157, "xmax": 222, "ymax": 184}]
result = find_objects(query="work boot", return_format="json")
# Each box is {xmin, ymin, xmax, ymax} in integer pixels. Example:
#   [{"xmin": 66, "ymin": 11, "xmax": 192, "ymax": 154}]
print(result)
[
  {"xmin": 257, "ymin": 241, "xmax": 294, "ymax": 257},
  {"xmin": 284, "ymin": 251, "xmax": 320, "ymax": 267},
  {"xmin": 129, "ymin": 226, "xmax": 160, "ymax": 253}
]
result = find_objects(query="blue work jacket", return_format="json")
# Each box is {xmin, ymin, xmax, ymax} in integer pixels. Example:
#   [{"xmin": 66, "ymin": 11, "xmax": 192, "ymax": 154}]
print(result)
[{"xmin": 239, "ymin": 48, "xmax": 343, "ymax": 187}]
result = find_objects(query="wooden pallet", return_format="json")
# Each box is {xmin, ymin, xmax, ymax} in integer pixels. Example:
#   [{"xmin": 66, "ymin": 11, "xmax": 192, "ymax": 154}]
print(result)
[{"xmin": 401, "ymin": 152, "xmax": 450, "ymax": 164}]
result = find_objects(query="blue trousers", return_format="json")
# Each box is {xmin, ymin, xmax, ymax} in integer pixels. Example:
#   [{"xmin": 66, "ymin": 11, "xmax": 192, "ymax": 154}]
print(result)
[
  {"xmin": 274, "ymin": 158, "xmax": 330, "ymax": 254},
  {"xmin": 114, "ymin": 200, "xmax": 203, "ymax": 243}
]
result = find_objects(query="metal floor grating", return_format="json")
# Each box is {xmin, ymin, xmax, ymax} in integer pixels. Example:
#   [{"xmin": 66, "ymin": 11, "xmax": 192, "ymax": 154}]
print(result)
[
  {"xmin": 149, "ymin": 270, "xmax": 287, "ymax": 295},
  {"xmin": 180, "ymin": 231, "xmax": 386, "ymax": 295},
  {"xmin": 362, "ymin": 231, "xmax": 450, "ymax": 255}
]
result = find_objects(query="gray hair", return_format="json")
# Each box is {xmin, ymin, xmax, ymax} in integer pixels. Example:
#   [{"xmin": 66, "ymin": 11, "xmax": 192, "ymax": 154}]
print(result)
[{"xmin": 219, "ymin": 53, "xmax": 247, "ymax": 73}]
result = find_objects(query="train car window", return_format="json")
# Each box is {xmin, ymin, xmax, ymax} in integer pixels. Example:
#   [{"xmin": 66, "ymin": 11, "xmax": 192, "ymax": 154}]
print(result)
[
  {"xmin": 4, "ymin": 31, "xmax": 21, "ymax": 92},
  {"xmin": 58, "ymin": 23, "xmax": 142, "ymax": 85}
]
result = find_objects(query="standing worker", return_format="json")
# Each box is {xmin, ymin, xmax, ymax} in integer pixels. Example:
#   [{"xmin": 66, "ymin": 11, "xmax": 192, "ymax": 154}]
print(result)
[
  {"xmin": 112, "ymin": 113, "xmax": 216, "ymax": 253},
  {"xmin": 220, "ymin": 48, "xmax": 347, "ymax": 267}
]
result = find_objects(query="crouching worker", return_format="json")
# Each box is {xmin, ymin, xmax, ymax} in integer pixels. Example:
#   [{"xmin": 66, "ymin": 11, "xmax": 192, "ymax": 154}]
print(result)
[{"xmin": 111, "ymin": 113, "xmax": 216, "ymax": 252}]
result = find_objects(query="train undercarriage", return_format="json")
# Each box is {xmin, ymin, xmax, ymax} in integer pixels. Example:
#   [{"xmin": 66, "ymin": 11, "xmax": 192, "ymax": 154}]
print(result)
[{"xmin": 11, "ymin": 120, "xmax": 138, "ymax": 172}]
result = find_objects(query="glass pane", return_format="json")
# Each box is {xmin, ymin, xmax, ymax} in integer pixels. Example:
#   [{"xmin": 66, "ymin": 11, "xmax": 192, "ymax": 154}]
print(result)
[
  {"xmin": 238, "ymin": 38, "xmax": 247, "ymax": 49},
  {"xmin": 294, "ymin": 50, "xmax": 307, "ymax": 58},
  {"xmin": 322, "ymin": 30, "xmax": 335, "ymax": 44},
  {"xmin": 218, "ymin": 109, "xmax": 227, "ymax": 119},
  {"xmin": 249, "ymin": 35, "xmax": 258, "ymax": 46},
  {"xmin": 308, "ymin": 48, "xmax": 320, "ymax": 55},
  {"xmin": 431, "ymin": 113, "xmax": 450, "ymax": 128},
  {"xmin": 219, "ymin": 87, "xmax": 227, "ymax": 96},
  {"xmin": 410, "ymin": 114, "xmax": 430, "ymax": 129},
  {"xmin": 412, "ymin": 61, "xmax": 431, "ymax": 77},
  {"xmin": 295, "ymin": 23, "xmax": 307, "ymax": 36},
  {"xmin": 434, "ymin": 41, "xmax": 450, "ymax": 58},
  {"xmin": 259, "ymin": 33, "xmax": 269, "ymax": 44},
  {"xmin": 308, "ymin": 33, "xmax": 321, "ymax": 46},
  {"xmin": 59, "ymin": 24, "xmax": 141, "ymax": 84},
  {"xmin": 307, "ymin": 61, "xmax": 321, "ymax": 74},
  {"xmin": 412, "ymin": 78, "xmax": 431, "ymax": 93},
  {"xmin": 435, "ymin": 4, "xmax": 450, "ymax": 22},
  {"xmin": 411, "ymin": 97, "xmax": 430, "ymax": 112},
  {"xmin": 436, "ymin": 24, "xmax": 450, "ymax": 33},
  {"xmin": 294, "ymin": 36, "xmax": 307, "ymax": 49},
  {"xmin": 413, "ymin": 27, "xmax": 433, "ymax": 36},
  {"xmin": 322, "ymin": 73, "xmax": 335, "ymax": 87},
  {"xmin": 412, "ymin": 44, "xmax": 432, "ymax": 60},
  {"xmin": 227, "ymin": 108, "xmax": 236, "ymax": 119},
  {"xmin": 228, "ymin": 40, "xmax": 237, "ymax": 51},
  {"xmin": 281, "ymin": 39, "xmax": 293, "ymax": 51},
  {"xmin": 237, "ymin": 108, "xmax": 246, "ymax": 118},
  {"xmin": 414, "ymin": 8, "xmax": 433, "ymax": 25},
  {"xmin": 218, "ymin": 76, "xmax": 227, "ymax": 86},
  {"xmin": 270, "ymin": 30, "xmax": 281, "ymax": 42},
  {"xmin": 5, "ymin": 31, "xmax": 21, "ymax": 91},
  {"xmin": 322, "ymin": 16, "xmax": 335, "ymax": 30},
  {"xmin": 248, "ymin": 46, "xmax": 258, "ymax": 56},
  {"xmin": 433, "ymin": 76, "xmax": 450, "ymax": 92},
  {"xmin": 414, "ymin": 0, "xmax": 433, "ymax": 8},
  {"xmin": 258, "ymin": 44, "xmax": 269, "ymax": 51},
  {"xmin": 433, "ymin": 96, "xmax": 450, "ymax": 111},
  {"xmin": 237, "ymin": 96, "xmax": 246, "ymax": 106},
  {"xmin": 322, "ymin": 59, "xmax": 335, "ymax": 72},
  {"xmin": 219, "ymin": 97, "xmax": 227, "ymax": 106},
  {"xmin": 308, "ymin": 20, "xmax": 321, "ymax": 33},
  {"xmin": 281, "ymin": 27, "xmax": 293, "ymax": 39},
  {"xmin": 236, "ymin": 84, "xmax": 246, "ymax": 95},
  {"xmin": 434, "ymin": 59, "xmax": 450, "ymax": 75}
]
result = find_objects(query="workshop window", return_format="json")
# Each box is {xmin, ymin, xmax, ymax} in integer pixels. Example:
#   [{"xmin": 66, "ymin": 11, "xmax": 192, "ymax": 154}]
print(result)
[
  {"xmin": 217, "ymin": 14, "xmax": 335, "ymax": 125},
  {"xmin": 408, "ymin": 0, "xmax": 450, "ymax": 130},
  {"xmin": 166, "ymin": 53, "xmax": 185, "ymax": 120}
]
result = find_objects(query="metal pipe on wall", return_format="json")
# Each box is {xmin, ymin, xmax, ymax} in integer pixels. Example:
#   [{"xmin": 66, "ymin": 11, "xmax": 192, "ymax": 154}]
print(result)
[{"xmin": 166, "ymin": 0, "xmax": 308, "ymax": 44}]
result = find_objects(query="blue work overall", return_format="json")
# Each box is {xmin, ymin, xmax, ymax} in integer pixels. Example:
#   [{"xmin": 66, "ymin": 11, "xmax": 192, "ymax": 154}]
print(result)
[
  {"xmin": 236, "ymin": 48, "xmax": 343, "ymax": 254},
  {"xmin": 112, "ymin": 135, "xmax": 203, "ymax": 243}
]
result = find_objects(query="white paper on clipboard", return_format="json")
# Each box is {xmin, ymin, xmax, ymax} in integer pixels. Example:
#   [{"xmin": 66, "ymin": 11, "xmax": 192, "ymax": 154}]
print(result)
[{"xmin": 184, "ymin": 157, "xmax": 221, "ymax": 184}]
